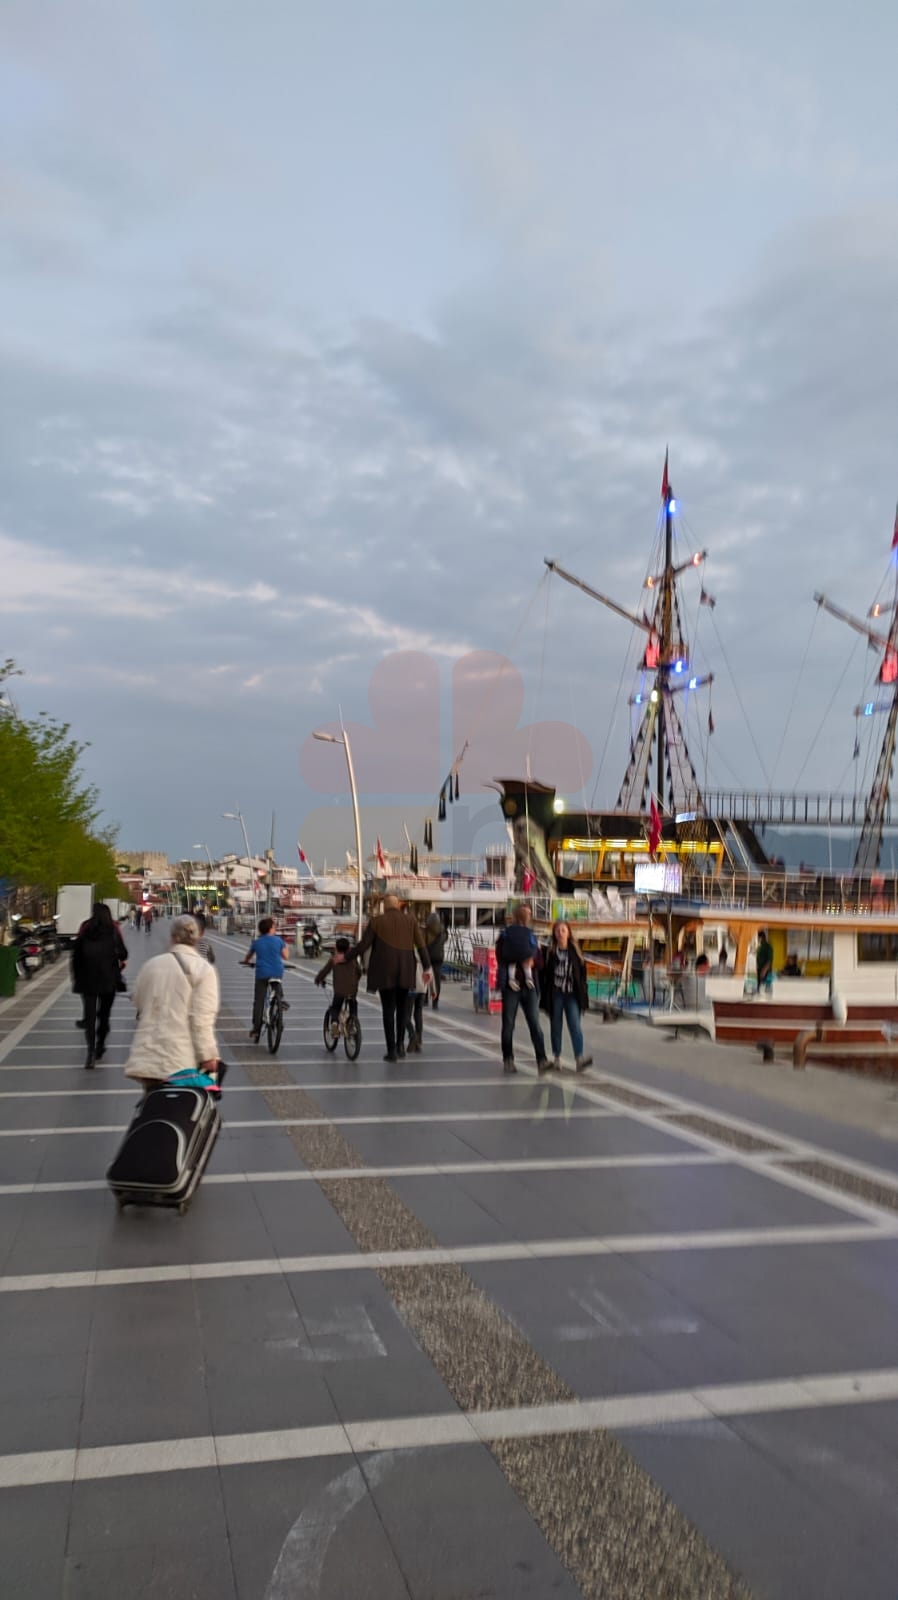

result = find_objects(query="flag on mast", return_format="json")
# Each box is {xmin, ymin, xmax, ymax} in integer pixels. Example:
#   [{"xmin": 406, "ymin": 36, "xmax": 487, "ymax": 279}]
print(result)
[
  {"xmin": 375, "ymin": 837, "xmax": 387, "ymax": 873},
  {"xmin": 297, "ymin": 843, "xmax": 307, "ymax": 864},
  {"xmin": 649, "ymin": 795, "xmax": 663, "ymax": 858}
]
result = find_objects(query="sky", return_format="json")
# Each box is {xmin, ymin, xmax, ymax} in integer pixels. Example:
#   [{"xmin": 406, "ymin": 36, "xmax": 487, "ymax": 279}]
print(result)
[{"xmin": 4, "ymin": 0, "xmax": 898, "ymax": 870}]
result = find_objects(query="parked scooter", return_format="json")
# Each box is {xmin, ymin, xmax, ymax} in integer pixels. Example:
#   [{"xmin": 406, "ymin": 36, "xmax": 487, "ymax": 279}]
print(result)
[{"xmin": 12, "ymin": 927, "xmax": 44, "ymax": 980}]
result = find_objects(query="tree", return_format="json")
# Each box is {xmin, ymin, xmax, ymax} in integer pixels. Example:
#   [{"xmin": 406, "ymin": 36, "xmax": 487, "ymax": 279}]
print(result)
[{"xmin": 0, "ymin": 662, "xmax": 124, "ymax": 900}]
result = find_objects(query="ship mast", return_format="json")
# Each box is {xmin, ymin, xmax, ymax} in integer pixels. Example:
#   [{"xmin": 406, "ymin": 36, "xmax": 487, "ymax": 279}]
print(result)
[
  {"xmin": 545, "ymin": 453, "xmax": 712, "ymax": 815},
  {"xmin": 815, "ymin": 534, "xmax": 898, "ymax": 871}
]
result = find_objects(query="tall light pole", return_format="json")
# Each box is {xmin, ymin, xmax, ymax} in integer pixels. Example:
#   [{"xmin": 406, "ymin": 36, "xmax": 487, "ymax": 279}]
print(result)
[
  {"xmin": 313, "ymin": 727, "xmax": 363, "ymax": 941},
  {"xmin": 222, "ymin": 810, "xmax": 258, "ymax": 928}
]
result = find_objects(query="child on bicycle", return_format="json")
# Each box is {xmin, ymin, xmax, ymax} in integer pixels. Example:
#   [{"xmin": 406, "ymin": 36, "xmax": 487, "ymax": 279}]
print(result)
[
  {"xmin": 240, "ymin": 916, "xmax": 290, "ymax": 1043},
  {"xmin": 315, "ymin": 937, "xmax": 359, "ymax": 1036}
]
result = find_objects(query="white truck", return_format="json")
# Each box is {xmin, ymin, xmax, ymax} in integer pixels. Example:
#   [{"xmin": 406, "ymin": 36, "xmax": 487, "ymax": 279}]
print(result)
[{"xmin": 55, "ymin": 884, "xmax": 94, "ymax": 947}]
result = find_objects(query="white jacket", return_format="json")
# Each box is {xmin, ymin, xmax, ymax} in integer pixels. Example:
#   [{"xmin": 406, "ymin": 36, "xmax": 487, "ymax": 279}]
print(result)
[{"xmin": 125, "ymin": 945, "xmax": 220, "ymax": 1082}]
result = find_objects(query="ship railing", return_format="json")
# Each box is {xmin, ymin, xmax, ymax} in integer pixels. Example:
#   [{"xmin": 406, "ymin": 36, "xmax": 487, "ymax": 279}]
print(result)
[
  {"xmin": 679, "ymin": 790, "xmax": 894, "ymax": 828},
  {"xmin": 681, "ymin": 869, "xmax": 898, "ymax": 916}
]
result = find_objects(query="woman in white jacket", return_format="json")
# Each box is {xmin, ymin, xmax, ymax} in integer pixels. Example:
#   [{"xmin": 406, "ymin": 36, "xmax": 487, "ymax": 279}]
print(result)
[{"xmin": 125, "ymin": 916, "xmax": 221, "ymax": 1090}]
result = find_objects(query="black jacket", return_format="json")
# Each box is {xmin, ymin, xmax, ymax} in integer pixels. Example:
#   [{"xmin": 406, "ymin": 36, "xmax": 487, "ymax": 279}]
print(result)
[
  {"xmin": 71, "ymin": 925, "xmax": 128, "ymax": 996},
  {"xmin": 347, "ymin": 909, "xmax": 429, "ymax": 993},
  {"xmin": 539, "ymin": 943, "xmax": 589, "ymax": 1014},
  {"xmin": 316, "ymin": 954, "xmax": 360, "ymax": 998}
]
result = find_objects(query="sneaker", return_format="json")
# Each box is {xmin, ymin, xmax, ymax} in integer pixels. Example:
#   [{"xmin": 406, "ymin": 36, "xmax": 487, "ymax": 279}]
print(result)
[
  {"xmin": 537, "ymin": 1058, "xmax": 552, "ymax": 1075},
  {"xmin": 502, "ymin": 1058, "xmax": 517, "ymax": 1074},
  {"xmin": 575, "ymin": 1055, "xmax": 593, "ymax": 1073},
  {"xmin": 84, "ymin": 1054, "xmax": 95, "ymax": 1070},
  {"xmin": 383, "ymin": 1052, "xmax": 397, "ymax": 1063},
  {"xmin": 553, "ymin": 1055, "xmax": 562, "ymax": 1070},
  {"xmin": 396, "ymin": 1047, "xmax": 406, "ymax": 1060},
  {"xmin": 507, "ymin": 977, "xmax": 520, "ymax": 992},
  {"xmin": 249, "ymin": 1030, "xmax": 260, "ymax": 1043},
  {"xmin": 331, "ymin": 1022, "xmax": 340, "ymax": 1039}
]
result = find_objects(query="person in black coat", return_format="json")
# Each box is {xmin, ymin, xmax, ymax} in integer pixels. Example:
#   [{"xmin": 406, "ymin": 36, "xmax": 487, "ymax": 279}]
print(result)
[
  {"xmin": 424, "ymin": 911, "xmax": 445, "ymax": 1009},
  {"xmin": 71, "ymin": 903, "xmax": 128, "ymax": 1069},
  {"xmin": 539, "ymin": 920, "xmax": 592, "ymax": 1073},
  {"xmin": 341, "ymin": 897, "xmax": 430, "ymax": 1061}
]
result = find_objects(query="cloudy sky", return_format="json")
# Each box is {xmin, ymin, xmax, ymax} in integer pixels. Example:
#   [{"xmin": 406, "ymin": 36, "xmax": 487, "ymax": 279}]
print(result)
[{"xmin": 4, "ymin": 0, "xmax": 898, "ymax": 868}]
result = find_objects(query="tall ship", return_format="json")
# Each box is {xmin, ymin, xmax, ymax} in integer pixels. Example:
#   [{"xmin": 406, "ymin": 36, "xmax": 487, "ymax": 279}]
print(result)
[{"xmin": 490, "ymin": 459, "xmax": 898, "ymax": 1058}]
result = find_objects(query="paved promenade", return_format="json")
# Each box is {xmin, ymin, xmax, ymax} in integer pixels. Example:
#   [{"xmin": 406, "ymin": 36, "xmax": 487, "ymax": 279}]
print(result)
[{"xmin": 5, "ymin": 927, "xmax": 898, "ymax": 1596}]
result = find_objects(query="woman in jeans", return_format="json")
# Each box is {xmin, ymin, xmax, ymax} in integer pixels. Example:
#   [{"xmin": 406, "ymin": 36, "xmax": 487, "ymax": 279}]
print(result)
[{"xmin": 540, "ymin": 920, "xmax": 593, "ymax": 1073}]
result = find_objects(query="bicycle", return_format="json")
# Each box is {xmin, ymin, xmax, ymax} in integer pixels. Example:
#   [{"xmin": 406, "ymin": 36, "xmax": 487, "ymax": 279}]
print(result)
[
  {"xmin": 261, "ymin": 978, "xmax": 285, "ymax": 1054},
  {"xmin": 322, "ymin": 992, "xmax": 362, "ymax": 1060}
]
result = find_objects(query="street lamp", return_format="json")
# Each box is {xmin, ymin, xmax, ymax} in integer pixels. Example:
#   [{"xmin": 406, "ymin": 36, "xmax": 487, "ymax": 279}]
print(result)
[
  {"xmin": 222, "ymin": 810, "xmax": 258, "ymax": 928},
  {"xmin": 313, "ymin": 727, "xmax": 363, "ymax": 941}
]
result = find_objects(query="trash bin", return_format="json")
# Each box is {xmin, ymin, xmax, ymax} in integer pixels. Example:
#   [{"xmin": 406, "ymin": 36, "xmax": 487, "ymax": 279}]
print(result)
[{"xmin": 0, "ymin": 945, "xmax": 18, "ymax": 998}]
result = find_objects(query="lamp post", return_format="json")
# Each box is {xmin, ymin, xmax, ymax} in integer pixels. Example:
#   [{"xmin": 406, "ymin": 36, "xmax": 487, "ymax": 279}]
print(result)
[
  {"xmin": 313, "ymin": 727, "xmax": 363, "ymax": 941},
  {"xmin": 222, "ymin": 810, "xmax": 258, "ymax": 929},
  {"xmin": 193, "ymin": 843, "xmax": 216, "ymax": 906}
]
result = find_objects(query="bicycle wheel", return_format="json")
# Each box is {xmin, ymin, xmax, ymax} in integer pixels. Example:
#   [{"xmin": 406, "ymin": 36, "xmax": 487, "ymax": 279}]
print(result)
[
  {"xmin": 323, "ymin": 1007, "xmax": 339, "ymax": 1053},
  {"xmin": 343, "ymin": 1015, "xmax": 361, "ymax": 1061},
  {"xmin": 267, "ymin": 988, "xmax": 283, "ymax": 1054}
]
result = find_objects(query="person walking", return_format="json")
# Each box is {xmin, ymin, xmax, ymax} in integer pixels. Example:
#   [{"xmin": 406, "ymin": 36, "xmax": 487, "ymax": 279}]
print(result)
[
  {"xmin": 124, "ymin": 915, "xmax": 222, "ymax": 1091},
  {"xmin": 340, "ymin": 896, "xmax": 430, "ymax": 1061},
  {"xmin": 240, "ymin": 916, "xmax": 290, "ymax": 1042},
  {"xmin": 756, "ymin": 928, "xmax": 774, "ymax": 992},
  {"xmin": 424, "ymin": 910, "xmax": 445, "ymax": 1010},
  {"xmin": 540, "ymin": 919, "xmax": 593, "ymax": 1073},
  {"xmin": 497, "ymin": 905, "xmax": 549, "ymax": 1075},
  {"xmin": 71, "ymin": 903, "xmax": 128, "ymax": 1069},
  {"xmin": 193, "ymin": 911, "xmax": 217, "ymax": 965},
  {"xmin": 404, "ymin": 945, "xmax": 429, "ymax": 1054}
]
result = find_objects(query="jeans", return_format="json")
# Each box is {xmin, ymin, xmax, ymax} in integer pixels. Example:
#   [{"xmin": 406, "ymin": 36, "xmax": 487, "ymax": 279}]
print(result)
[
  {"xmin": 330, "ymin": 995, "xmax": 358, "ymax": 1023},
  {"xmin": 252, "ymin": 977, "xmax": 270, "ymax": 1035},
  {"xmin": 550, "ymin": 991, "xmax": 583, "ymax": 1059},
  {"xmin": 379, "ymin": 987, "xmax": 409, "ymax": 1055},
  {"xmin": 427, "ymin": 955, "xmax": 443, "ymax": 1005},
  {"xmin": 500, "ymin": 984, "xmax": 546, "ymax": 1064},
  {"xmin": 83, "ymin": 992, "xmax": 114, "ymax": 1058}
]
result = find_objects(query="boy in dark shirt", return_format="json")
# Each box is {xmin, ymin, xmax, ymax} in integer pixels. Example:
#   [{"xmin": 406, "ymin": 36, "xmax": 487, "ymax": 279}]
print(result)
[
  {"xmin": 316, "ymin": 937, "xmax": 360, "ymax": 1036},
  {"xmin": 497, "ymin": 918, "xmax": 538, "ymax": 991}
]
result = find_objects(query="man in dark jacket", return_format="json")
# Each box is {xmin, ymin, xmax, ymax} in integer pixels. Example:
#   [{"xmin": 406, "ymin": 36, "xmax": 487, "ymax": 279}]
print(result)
[
  {"xmin": 497, "ymin": 906, "xmax": 549, "ymax": 1075},
  {"xmin": 342, "ymin": 896, "xmax": 431, "ymax": 1061}
]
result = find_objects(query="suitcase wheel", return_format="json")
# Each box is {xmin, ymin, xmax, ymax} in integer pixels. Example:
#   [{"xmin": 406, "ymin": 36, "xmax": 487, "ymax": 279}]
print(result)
[
  {"xmin": 178, "ymin": 1200, "xmax": 189, "ymax": 1216},
  {"xmin": 116, "ymin": 1196, "xmax": 127, "ymax": 1212}
]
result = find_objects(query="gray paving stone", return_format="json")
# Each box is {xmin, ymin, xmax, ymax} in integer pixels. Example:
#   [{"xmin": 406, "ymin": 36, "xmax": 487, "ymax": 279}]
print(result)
[
  {"xmin": 360, "ymin": 1443, "xmax": 582, "ymax": 1597},
  {"xmin": 67, "ymin": 1466, "xmax": 228, "ymax": 1557},
  {"xmin": 390, "ymin": 1172, "xmax": 518, "ymax": 1246},
  {"xmin": 62, "ymin": 1541, "xmax": 238, "ymax": 1600},
  {"xmin": 619, "ymin": 1417, "xmax": 897, "ymax": 1600},
  {"xmin": 0, "ymin": 1392, "xmax": 84, "ymax": 1454}
]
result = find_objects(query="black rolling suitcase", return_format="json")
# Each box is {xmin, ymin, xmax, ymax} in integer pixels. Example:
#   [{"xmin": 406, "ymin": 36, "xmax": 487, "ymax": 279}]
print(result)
[{"xmin": 107, "ymin": 1086, "xmax": 220, "ymax": 1214}]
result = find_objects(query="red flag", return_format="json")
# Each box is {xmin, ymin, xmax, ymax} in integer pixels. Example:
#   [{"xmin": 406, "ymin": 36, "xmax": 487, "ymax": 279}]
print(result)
[
  {"xmin": 376, "ymin": 837, "xmax": 387, "ymax": 873},
  {"xmin": 297, "ymin": 843, "xmax": 307, "ymax": 864},
  {"xmin": 649, "ymin": 795, "xmax": 662, "ymax": 858},
  {"xmin": 892, "ymin": 500, "xmax": 898, "ymax": 550},
  {"xmin": 522, "ymin": 867, "xmax": 535, "ymax": 893},
  {"xmin": 661, "ymin": 450, "xmax": 669, "ymax": 504}
]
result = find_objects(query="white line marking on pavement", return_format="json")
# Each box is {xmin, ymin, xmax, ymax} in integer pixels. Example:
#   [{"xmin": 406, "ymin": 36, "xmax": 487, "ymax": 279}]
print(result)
[
  {"xmin": 0, "ymin": 1108, "xmax": 622, "ymax": 1138},
  {"xmin": 1, "ymin": 1221, "xmax": 891, "ymax": 1294},
  {"xmin": 6, "ymin": 1364, "xmax": 898, "ymax": 1488},
  {"xmin": 0, "ymin": 1152, "xmax": 727, "ymax": 1197},
  {"xmin": 0, "ymin": 977, "xmax": 70, "ymax": 1065},
  {"xmin": 263, "ymin": 1453, "xmax": 397, "ymax": 1600},
  {"xmin": 0, "ymin": 1078, "xmax": 542, "ymax": 1099}
]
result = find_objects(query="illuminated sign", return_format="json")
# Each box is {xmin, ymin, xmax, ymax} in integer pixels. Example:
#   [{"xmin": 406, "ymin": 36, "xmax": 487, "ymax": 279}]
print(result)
[{"xmin": 634, "ymin": 862, "xmax": 683, "ymax": 894}]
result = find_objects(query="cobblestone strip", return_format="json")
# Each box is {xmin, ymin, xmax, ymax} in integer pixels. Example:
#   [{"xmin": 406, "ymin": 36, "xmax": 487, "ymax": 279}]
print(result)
[
  {"xmin": 662, "ymin": 1113, "xmax": 786, "ymax": 1155},
  {"xmin": 784, "ymin": 1158, "xmax": 898, "ymax": 1215},
  {"xmin": 225, "ymin": 1012, "xmax": 751, "ymax": 1598},
  {"xmin": 590, "ymin": 1081, "xmax": 673, "ymax": 1112}
]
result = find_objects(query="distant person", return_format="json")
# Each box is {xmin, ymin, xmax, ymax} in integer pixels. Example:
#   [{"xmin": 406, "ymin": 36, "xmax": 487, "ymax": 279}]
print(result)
[
  {"xmin": 497, "ymin": 906, "xmax": 548, "ymax": 1075},
  {"xmin": 125, "ymin": 915, "xmax": 222, "ymax": 1092},
  {"xmin": 339, "ymin": 895, "xmax": 430, "ymax": 1062},
  {"xmin": 71, "ymin": 904, "xmax": 128, "ymax": 1069},
  {"xmin": 240, "ymin": 916, "xmax": 290, "ymax": 1043},
  {"xmin": 717, "ymin": 945, "xmax": 729, "ymax": 971},
  {"xmin": 694, "ymin": 953, "xmax": 710, "ymax": 975},
  {"xmin": 424, "ymin": 911, "xmax": 445, "ymax": 1009},
  {"xmin": 315, "ymin": 936, "xmax": 360, "ymax": 1035},
  {"xmin": 779, "ymin": 952, "xmax": 802, "ymax": 978},
  {"xmin": 756, "ymin": 929, "xmax": 774, "ymax": 991},
  {"xmin": 193, "ymin": 912, "xmax": 216, "ymax": 965},
  {"xmin": 540, "ymin": 919, "xmax": 592, "ymax": 1072},
  {"xmin": 404, "ymin": 945, "xmax": 430, "ymax": 1054}
]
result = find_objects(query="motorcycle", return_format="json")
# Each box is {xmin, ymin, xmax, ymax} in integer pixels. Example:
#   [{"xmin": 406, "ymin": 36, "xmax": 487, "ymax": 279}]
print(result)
[
  {"xmin": 302, "ymin": 927, "xmax": 322, "ymax": 960},
  {"xmin": 35, "ymin": 924, "xmax": 61, "ymax": 965},
  {"xmin": 12, "ymin": 928, "xmax": 44, "ymax": 980}
]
